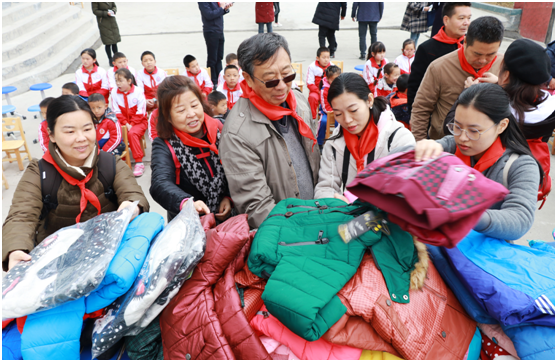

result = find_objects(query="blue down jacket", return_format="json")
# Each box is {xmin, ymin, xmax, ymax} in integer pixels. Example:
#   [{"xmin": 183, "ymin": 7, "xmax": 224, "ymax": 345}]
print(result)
[
  {"xmin": 502, "ymin": 323, "xmax": 555, "ymax": 360},
  {"xmin": 19, "ymin": 213, "xmax": 164, "ymax": 360},
  {"xmin": 2, "ymin": 321, "xmax": 22, "ymax": 360},
  {"xmin": 443, "ymin": 231, "xmax": 555, "ymax": 327}
]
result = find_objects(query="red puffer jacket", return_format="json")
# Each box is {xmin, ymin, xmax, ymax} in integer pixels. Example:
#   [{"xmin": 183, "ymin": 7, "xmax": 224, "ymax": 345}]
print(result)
[
  {"xmin": 159, "ymin": 214, "xmax": 271, "ymax": 360},
  {"xmin": 324, "ymin": 252, "xmax": 476, "ymax": 360}
]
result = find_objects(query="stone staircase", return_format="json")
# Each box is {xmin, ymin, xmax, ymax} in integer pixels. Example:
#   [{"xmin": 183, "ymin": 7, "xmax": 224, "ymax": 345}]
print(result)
[{"xmin": 2, "ymin": 2, "xmax": 100, "ymax": 96}]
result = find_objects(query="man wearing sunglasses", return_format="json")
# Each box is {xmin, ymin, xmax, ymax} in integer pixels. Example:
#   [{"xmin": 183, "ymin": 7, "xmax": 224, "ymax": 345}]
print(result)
[{"xmin": 220, "ymin": 33, "xmax": 321, "ymax": 229}]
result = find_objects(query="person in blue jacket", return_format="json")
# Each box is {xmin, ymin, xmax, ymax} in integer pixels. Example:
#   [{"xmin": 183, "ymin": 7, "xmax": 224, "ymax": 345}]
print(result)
[
  {"xmin": 351, "ymin": 2, "xmax": 384, "ymax": 60},
  {"xmin": 198, "ymin": 2, "xmax": 233, "ymax": 86}
]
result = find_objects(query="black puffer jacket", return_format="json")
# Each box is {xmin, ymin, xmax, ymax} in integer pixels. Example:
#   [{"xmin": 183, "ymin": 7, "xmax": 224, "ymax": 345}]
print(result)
[
  {"xmin": 312, "ymin": 2, "xmax": 347, "ymax": 30},
  {"xmin": 149, "ymin": 137, "xmax": 230, "ymax": 222}
]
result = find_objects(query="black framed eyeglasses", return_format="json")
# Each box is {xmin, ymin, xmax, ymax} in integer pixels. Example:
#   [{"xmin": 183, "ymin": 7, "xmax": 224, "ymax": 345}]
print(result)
[{"xmin": 252, "ymin": 72, "xmax": 297, "ymax": 88}]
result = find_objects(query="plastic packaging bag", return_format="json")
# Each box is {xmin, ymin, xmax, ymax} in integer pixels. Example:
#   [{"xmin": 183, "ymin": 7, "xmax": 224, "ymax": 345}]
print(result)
[
  {"xmin": 91, "ymin": 199, "xmax": 206, "ymax": 358},
  {"xmin": 2, "ymin": 203, "xmax": 137, "ymax": 320}
]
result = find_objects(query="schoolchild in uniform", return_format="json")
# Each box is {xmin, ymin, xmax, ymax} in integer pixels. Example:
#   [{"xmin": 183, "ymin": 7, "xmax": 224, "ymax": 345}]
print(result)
[
  {"xmin": 38, "ymin": 97, "xmax": 55, "ymax": 153},
  {"xmin": 107, "ymin": 52, "xmax": 143, "ymax": 91},
  {"xmin": 307, "ymin": 47, "xmax": 332, "ymax": 119},
  {"xmin": 88, "ymin": 93, "xmax": 125, "ymax": 156},
  {"xmin": 394, "ymin": 39, "xmax": 416, "ymax": 75},
  {"xmin": 363, "ymin": 41, "xmax": 388, "ymax": 94},
  {"xmin": 217, "ymin": 53, "xmax": 244, "ymax": 89},
  {"xmin": 317, "ymin": 65, "xmax": 341, "ymax": 148},
  {"xmin": 75, "ymin": 49, "xmax": 110, "ymax": 102},
  {"xmin": 182, "ymin": 54, "xmax": 213, "ymax": 97},
  {"xmin": 374, "ymin": 63, "xmax": 400, "ymax": 97},
  {"xmin": 390, "ymin": 74, "xmax": 411, "ymax": 129},
  {"xmin": 216, "ymin": 65, "xmax": 243, "ymax": 111},
  {"xmin": 136, "ymin": 51, "xmax": 167, "ymax": 112}
]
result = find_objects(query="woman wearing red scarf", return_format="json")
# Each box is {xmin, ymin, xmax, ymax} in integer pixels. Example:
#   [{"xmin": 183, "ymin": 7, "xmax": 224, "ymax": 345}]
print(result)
[
  {"xmin": 2, "ymin": 95, "xmax": 148, "ymax": 271},
  {"xmin": 413, "ymin": 83, "xmax": 542, "ymax": 241},
  {"xmin": 150, "ymin": 75, "xmax": 233, "ymax": 223},
  {"xmin": 314, "ymin": 73, "xmax": 415, "ymax": 201}
]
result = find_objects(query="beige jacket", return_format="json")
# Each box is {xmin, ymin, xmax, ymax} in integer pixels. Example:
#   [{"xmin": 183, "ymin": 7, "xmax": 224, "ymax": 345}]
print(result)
[
  {"xmin": 219, "ymin": 90, "xmax": 321, "ymax": 229},
  {"xmin": 314, "ymin": 109, "xmax": 415, "ymax": 199},
  {"xmin": 410, "ymin": 49, "xmax": 503, "ymax": 141}
]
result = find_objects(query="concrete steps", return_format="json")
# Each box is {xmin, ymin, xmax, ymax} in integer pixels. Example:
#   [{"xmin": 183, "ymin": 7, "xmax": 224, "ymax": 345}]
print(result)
[{"xmin": 2, "ymin": 2, "xmax": 100, "ymax": 97}]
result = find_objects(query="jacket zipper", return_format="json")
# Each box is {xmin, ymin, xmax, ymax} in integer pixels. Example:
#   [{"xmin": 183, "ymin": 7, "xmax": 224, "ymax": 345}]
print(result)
[{"xmin": 278, "ymin": 230, "xmax": 329, "ymax": 246}]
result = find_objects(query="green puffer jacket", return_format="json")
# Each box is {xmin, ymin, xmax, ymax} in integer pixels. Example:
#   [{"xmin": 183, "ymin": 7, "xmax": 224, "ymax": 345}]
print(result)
[
  {"xmin": 248, "ymin": 198, "xmax": 418, "ymax": 342},
  {"xmin": 92, "ymin": 2, "xmax": 121, "ymax": 45}
]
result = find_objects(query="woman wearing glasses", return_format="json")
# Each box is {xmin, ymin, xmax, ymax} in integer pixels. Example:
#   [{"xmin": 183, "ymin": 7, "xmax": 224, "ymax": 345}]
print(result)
[
  {"xmin": 220, "ymin": 33, "xmax": 321, "ymax": 229},
  {"xmin": 314, "ymin": 72, "xmax": 415, "ymax": 200},
  {"xmin": 415, "ymin": 83, "xmax": 541, "ymax": 241},
  {"xmin": 150, "ymin": 75, "xmax": 233, "ymax": 223}
]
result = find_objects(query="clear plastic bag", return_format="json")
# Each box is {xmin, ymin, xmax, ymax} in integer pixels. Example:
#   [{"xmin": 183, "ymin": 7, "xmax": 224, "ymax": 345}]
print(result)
[
  {"xmin": 91, "ymin": 199, "xmax": 206, "ymax": 358},
  {"xmin": 2, "ymin": 203, "xmax": 137, "ymax": 320}
]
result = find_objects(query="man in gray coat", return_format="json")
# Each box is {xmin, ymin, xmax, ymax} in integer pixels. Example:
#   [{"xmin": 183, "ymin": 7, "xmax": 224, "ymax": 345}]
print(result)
[
  {"xmin": 219, "ymin": 33, "xmax": 321, "ymax": 229},
  {"xmin": 352, "ymin": 2, "xmax": 384, "ymax": 60}
]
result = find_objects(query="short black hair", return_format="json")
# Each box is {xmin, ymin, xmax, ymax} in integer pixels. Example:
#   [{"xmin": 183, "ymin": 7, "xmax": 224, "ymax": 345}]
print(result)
[
  {"xmin": 88, "ymin": 93, "xmax": 106, "ymax": 103},
  {"xmin": 225, "ymin": 53, "xmax": 238, "ymax": 64},
  {"xmin": 141, "ymin": 50, "xmax": 156, "ymax": 61},
  {"xmin": 396, "ymin": 74, "xmax": 410, "ymax": 93},
  {"xmin": 317, "ymin": 47, "xmax": 330, "ymax": 57},
  {"xmin": 47, "ymin": 95, "xmax": 96, "ymax": 133},
  {"xmin": 62, "ymin": 82, "xmax": 79, "ymax": 95},
  {"xmin": 112, "ymin": 52, "xmax": 126, "ymax": 61},
  {"xmin": 442, "ymin": 2, "xmax": 471, "ymax": 18},
  {"xmin": 39, "ymin": 97, "xmax": 55, "ymax": 109},
  {"xmin": 238, "ymin": 33, "xmax": 291, "ymax": 77},
  {"xmin": 466, "ymin": 16, "xmax": 504, "ymax": 46},
  {"xmin": 207, "ymin": 91, "xmax": 226, "ymax": 106},
  {"xmin": 224, "ymin": 65, "xmax": 239, "ymax": 74},
  {"xmin": 183, "ymin": 55, "xmax": 196, "ymax": 68}
]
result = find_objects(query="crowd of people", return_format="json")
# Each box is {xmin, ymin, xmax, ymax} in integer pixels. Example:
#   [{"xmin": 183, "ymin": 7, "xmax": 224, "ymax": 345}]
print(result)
[{"xmin": 2, "ymin": 1, "xmax": 555, "ymax": 360}]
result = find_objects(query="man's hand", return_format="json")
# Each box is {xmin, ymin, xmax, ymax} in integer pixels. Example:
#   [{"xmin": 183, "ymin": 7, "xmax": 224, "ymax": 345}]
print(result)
[
  {"xmin": 352, "ymin": 17, "xmax": 356, "ymax": 22},
  {"xmin": 477, "ymin": 72, "xmax": 498, "ymax": 84}
]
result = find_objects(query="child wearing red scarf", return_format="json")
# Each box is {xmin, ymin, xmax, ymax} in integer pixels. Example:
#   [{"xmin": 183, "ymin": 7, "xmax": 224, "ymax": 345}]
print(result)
[
  {"xmin": 182, "ymin": 54, "xmax": 214, "ymax": 97},
  {"xmin": 375, "ymin": 63, "xmax": 400, "ymax": 98},
  {"xmin": 216, "ymin": 65, "xmax": 243, "ymax": 111},
  {"xmin": 136, "ymin": 51, "xmax": 167, "ymax": 112},
  {"xmin": 363, "ymin": 42, "xmax": 388, "ymax": 93},
  {"xmin": 390, "ymin": 74, "xmax": 411, "ymax": 130},
  {"xmin": 75, "ymin": 49, "xmax": 110, "ymax": 103},
  {"xmin": 107, "ymin": 52, "xmax": 143, "ymax": 92},
  {"xmin": 394, "ymin": 39, "xmax": 416, "ymax": 74},
  {"xmin": 307, "ymin": 47, "xmax": 332, "ymax": 119}
]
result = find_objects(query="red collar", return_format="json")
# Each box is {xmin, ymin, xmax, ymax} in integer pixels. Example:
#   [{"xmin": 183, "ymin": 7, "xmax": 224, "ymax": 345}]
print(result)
[
  {"xmin": 371, "ymin": 58, "xmax": 386, "ymax": 69},
  {"xmin": 117, "ymin": 84, "xmax": 135, "ymax": 96},
  {"xmin": 82, "ymin": 65, "xmax": 98, "ymax": 74},
  {"xmin": 455, "ymin": 136, "xmax": 506, "ymax": 173},
  {"xmin": 223, "ymin": 82, "xmax": 240, "ymax": 92},
  {"xmin": 172, "ymin": 113, "xmax": 221, "ymax": 155},
  {"xmin": 344, "ymin": 115, "xmax": 379, "ymax": 173},
  {"xmin": 433, "ymin": 26, "xmax": 465, "ymax": 47},
  {"xmin": 144, "ymin": 67, "xmax": 158, "ymax": 75},
  {"xmin": 315, "ymin": 60, "xmax": 330, "ymax": 71},
  {"xmin": 458, "ymin": 46, "xmax": 497, "ymax": 79}
]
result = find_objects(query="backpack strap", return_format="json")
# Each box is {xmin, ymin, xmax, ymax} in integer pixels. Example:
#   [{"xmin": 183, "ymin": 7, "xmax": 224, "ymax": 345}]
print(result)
[
  {"xmin": 503, "ymin": 153, "xmax": 519, "ymax": 189},
  {"xmin": 165, "ymin": 140, "xmax": 181, "ymax": 185},
  {"xmin": 38, "ymin": 159, "xmax": 63, "ymax": 226},
  {"xmin": 387, "ymin": 127, "xmax": 400, "ymax": 152},
  {"xmin": 341, "ymin": 145, "xmax": 350, "ymax": 192},
  {"xmin": 97, "ymin": 151, "xmax": 117, "ymax": 203}
]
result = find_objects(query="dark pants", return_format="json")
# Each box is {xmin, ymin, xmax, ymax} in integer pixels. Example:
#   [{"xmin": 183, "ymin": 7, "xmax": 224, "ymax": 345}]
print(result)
[
  {"xmin": 274, "ymin": 2, "xmax": 280, "ymax": 23},
  {"xmin": 318, "ymin": 25, "xmax": 337, "ymax": 55},
  {"xmin": 105, "ymin": 44, "xmax": 118, "ymax": 65},
  {"xmin": 258, "ymin": 22, "xmax": 273, "ymax": 33},
  {"xmin": 203, "ymin": 31, "xmax": 224, "ymax": 86},
  {"xmin": 358, "ymin": 21, "xmax": 378, "ymax": 57}
]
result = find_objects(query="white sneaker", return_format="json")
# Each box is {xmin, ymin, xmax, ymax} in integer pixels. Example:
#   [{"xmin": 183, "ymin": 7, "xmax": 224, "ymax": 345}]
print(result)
[{"xmin": 275, "ymin": 22, "xmax": 283, "ymax": 27}]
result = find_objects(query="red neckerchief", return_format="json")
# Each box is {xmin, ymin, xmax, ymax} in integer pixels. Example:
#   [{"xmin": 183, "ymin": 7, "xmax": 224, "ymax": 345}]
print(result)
[
  {"xmin": 371, "ymin": 58, "xmax": 386, "ymax": 69},
  {"xmin": 240, "ymin": 80, "xmax": 317, "ymax": 150},
  {"xmin": 433, "ymin": 26, "xmax": 464, "ymax": 48},
  {"xmin": 187, "ymin": 70, "xmax": 203, "ymax": 89},
  {"xmin": 400, "ymin": 54, "xmax": 414, "ymax": 74},
  {"xmin": 344, "ymin": 115, "xmax": 379, "ymax": 172},
  {"xmin": 223, "ymin": 82, "xmax": 241, "ymax": 110},
  {"xmin": 173, "ymin": 113, "xmax": 221, "ymax": 155},
  {"xmin": 315, "ymin": 60, "xmax": 329, "ymax": 71},
  {"xmin": 117, "ymin": 84, "xmax": 135, "ymax": 124},
  {"xmin": 42, "ymin": 148, "xmax": 101, "ymax": 223},
  {"xmin": 455, "ymin": 136, "xmax": 506, "ymax": 173},
  {"xmin": 458, "ymin": 46, "xmax": 498, "ymax": 79},
  {"xmin": 390, "ymin": 91, "xmax": 408, "ymax": 108},
  {"xmin": 144, "ymin": 67, "xmax": 158, "ymax": 89},
  {"xmin": 82, "ymin": 65, "xmax": 99, "ymax": 90}
]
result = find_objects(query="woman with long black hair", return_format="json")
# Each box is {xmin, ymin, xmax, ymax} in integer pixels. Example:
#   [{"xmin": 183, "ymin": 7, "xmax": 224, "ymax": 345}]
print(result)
[{"xmin": 414, "ymin": 83, "xmax": 541, "ymax": 241}]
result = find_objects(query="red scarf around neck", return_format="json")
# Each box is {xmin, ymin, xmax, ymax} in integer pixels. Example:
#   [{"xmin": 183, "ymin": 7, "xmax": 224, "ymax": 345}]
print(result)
[
  {"xmin": 173, "ymin": 113, "xmax": 221, "ymax": 155},
  {"xmin": 240, "ymin": 80, "xmax": 317, "ymax": 150},
  {"xmin": 144, "ymin": 67, "xmax": 158, "ymax": 89},
  {"xmin": 390, "ymin": 91, "xmax": 408, "ymax": 108},
  {"xmin": 117, "ymin": 84, "xmax": 135, "ymax": 124},
  {"xmin": 433, "ymin": 26, "xmax": 464, "ymax": 47},
  {"xmin": 42, "ymin": 148, "xmax": 101, "ymax": 223},
  {"xmin": 82, "ymin": 64, "xmax": 99, "ymax": 89},
  {"xmin": 315, "ymin": 60, "xmax": 329, "ymax": 71},
  {"xmin": 370, "ymin": 58, "xmax": 387, "ymax": 69},
  {"xmin": 223, "ymin": 82, "xmax": 241, "ymax": 110},
  {"xmin": 458, "ymin": 46, "xmax": 498, "ymax": 79},
  {"xmin": 344, "ymin": 115, "xmax": 379, "ymax": 173},
  {"xmin": 455, "ymin": 136, "xmax": 506, "ymax": 173},
  {"xmin": 187, "ymin": 70, "xmax": 203, "ymax": 89}
]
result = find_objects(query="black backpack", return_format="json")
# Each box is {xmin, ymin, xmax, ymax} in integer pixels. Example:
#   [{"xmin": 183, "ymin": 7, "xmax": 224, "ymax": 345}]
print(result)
[{"xmin": 38, "ymin": 151, "xmax": 117, "ymax": 226}]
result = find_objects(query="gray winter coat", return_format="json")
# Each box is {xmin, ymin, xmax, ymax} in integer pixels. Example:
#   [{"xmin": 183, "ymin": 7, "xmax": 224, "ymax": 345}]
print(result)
[{"xmin": 92, "ymin": 2, "xmax": 121, "ymax": 45}]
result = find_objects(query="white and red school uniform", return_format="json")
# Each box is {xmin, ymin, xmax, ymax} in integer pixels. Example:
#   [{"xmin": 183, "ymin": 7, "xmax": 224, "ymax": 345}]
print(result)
[
  {"xmin": 394, "ymin": 54, "xmax": 414, "ymax": 75},
  {"xmin": 217, "ymin": 68, "xmax": 244, "ymax": 89},
  {"xmin": 75, "ymin": 65, "xmax": 110, "ymax": 102},
  {"xmin": 38, "ymin": 121, "xmax": 49, "ymax": 153},
  {"xmin": 148, "ymin": 108, "xmax": 159, "ymax": 141},
  {"xmin": 217, "ymin": 82, "xmax": 243, "ymax": 111},
  {"xmin": 306, "ymin": 60, "xmax": 332, "ymax": 119},
  {"xmin": 320, "ymin": 77, "xmax": 333, "ymax": 113},
  {"xmin": 374, "ymin": 78, "xmax": 397, "ymax": 98},
  {"xmin": 107, "ymin": 66, "xmax": 143, "ymax": 91},
  {"xmin": 96, "ymin": 108, "xmax": 123, "ymax": 153},
  {"xmin": 181, "ymin": 68, "xmax": 213, "ymax": 96},
  {"xmin": 111, "ymin": 85, "xmax": 147, "ymax": 163},
  {"xmin": 363, "ymin": 58, "xmax": 388, "ymax": 93},
  {"xmin": 136, "ymin": 67, "xmax": 167, "ymax": 101}
]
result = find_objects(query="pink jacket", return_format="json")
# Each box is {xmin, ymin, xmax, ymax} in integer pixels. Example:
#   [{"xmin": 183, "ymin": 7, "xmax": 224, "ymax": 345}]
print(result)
[{"xmin": 251, "ymin": 305, "xmax": 362, "ymax": 360}]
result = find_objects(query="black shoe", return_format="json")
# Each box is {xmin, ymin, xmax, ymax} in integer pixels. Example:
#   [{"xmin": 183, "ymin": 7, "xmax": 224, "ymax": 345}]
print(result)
[{"xmin": 359, "ymin": 55, "xmax": 365, "ymax": 60}]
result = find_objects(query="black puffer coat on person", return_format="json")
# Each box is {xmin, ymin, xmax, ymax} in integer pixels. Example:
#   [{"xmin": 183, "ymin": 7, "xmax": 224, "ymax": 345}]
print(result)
[{"xmin": 312, "ymin": 2, "xmax": 347, "ymax": 31}]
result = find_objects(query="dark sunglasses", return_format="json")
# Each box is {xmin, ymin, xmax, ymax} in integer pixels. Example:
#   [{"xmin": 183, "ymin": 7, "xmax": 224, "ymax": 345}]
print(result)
[{"xmin": 252, "ymin": 72, "xmax": 297, "ymax": 88}]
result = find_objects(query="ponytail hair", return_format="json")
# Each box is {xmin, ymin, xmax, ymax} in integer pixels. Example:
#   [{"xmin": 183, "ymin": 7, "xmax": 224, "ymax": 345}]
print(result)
[
  {"xmin": 81, "ymin": 48, "xmax": 99, "ymax": 67},
  {"xmin": 327, "ymin": 73, "xmax": 388, "ymax": 142},
  {"xmin": 366, "ymin": 41, "xmax": 386, "ymax": 61},
  {"xmin": 115, "ymin": 68, "xmax": 137, "ymax": 86},
  {"xmin": 319, "ymin": 64, "xmax": 341, "ymax": 89}
]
